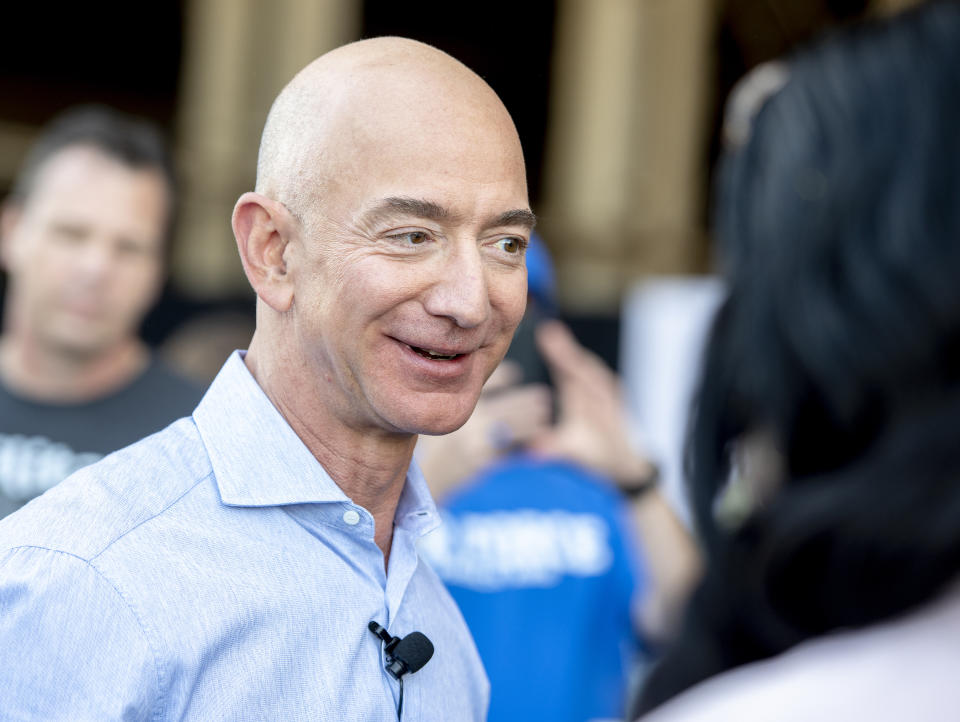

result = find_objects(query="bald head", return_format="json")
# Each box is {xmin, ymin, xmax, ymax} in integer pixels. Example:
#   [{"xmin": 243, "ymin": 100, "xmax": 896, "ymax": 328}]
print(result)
[
  {"xmin": 235, "ymin": 36, "xmax": 532, "ymax": 441},
  {"xmin": 255, "ymin": 37, "xmax": 525, "ymax": 223}
]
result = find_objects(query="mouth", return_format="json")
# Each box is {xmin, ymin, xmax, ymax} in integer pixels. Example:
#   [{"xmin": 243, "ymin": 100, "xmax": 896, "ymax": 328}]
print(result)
[
  {"xmin": 390, "ymin": 336, "xmax": 480, "ymax": 384},
  {"xmin": 406, "ymin": 344, "xmax": 464, "ymax": 361},
  {"xmin": 63, "ymin": 303, "xmax": 106, "ymax": 320}
]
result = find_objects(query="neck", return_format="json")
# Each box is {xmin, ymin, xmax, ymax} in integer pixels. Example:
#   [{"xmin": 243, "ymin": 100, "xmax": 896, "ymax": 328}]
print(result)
[
  {"xmin": 0, "ymin": 334, "xmax": 149, "ymax": 403},
  {"xmin": 244, "ymin": 336, "xmax": 417, "ymax": 568}
]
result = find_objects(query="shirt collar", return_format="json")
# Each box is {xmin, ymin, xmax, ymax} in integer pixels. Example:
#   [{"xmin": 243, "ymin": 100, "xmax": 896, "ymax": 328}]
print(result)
[
  {"xmin": 193, "ymin": 352, "xmax": 439, "ymax": 531},
  {"xmin": 396, "ymin": 458, "xmax": 441, "ymax": 536}
]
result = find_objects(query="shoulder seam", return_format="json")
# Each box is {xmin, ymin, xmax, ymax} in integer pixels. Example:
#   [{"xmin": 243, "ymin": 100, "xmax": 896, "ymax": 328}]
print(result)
[
  {"xmin": 2, "ymin": 545, "xmax": 167, "ymax": 719},
  {"xmin": 88, "ymin": 471, "xmax": 215, "ymax": 561}
]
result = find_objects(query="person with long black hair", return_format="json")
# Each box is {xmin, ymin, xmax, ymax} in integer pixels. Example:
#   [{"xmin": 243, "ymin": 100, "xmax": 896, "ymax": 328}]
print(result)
[{"xmin": 634, "ymin": 2, "xmax": 960, "ymax": 719}]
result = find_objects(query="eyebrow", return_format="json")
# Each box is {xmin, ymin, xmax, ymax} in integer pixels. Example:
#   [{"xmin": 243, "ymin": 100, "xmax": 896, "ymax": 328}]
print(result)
[
  {"xmin": 50, "ymin": 221, "xmax": 88, "ymax": 237},
  {"xmin": 361, "ymin": 196, "xmax": 537, "ymax": 231},
  {"xmin": 361, "ymin": 197, "xmax": 449, "ymax": 227},
  {"xmin": 491, "ymin": 208, "xmax": 537, "ymax": 230}
]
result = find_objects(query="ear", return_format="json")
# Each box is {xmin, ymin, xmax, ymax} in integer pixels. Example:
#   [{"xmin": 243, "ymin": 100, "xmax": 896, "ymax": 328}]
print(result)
[
  {"xmin": 0, "ymin": 201, "xmax": 23, "ymax": 272},
  {"xmin": 232, "ymin": 192, "xmax": 296, "ymax": 313}
]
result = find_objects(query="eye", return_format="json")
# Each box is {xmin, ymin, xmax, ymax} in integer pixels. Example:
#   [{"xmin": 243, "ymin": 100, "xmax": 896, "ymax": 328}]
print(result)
[
  {"xmin": 50, "ymin": 223, "xmax": 87, "ymax": 245},
  {"xmin": 494, "ymin": 236, "xmax": 526, "ymax": 254},
  {"xmin": 116, "ymin": 239, "xmax": 151, "ymax": 258},
  {"xmin": 391, "ymin": 231, "xmax": 430, "ymax": 246}
]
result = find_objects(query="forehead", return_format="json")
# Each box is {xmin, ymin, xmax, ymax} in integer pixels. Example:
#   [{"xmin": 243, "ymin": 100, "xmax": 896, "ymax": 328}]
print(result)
[
  {"xmin": 25, "ymin": 146, "xmax": 170, "ymax": 231},
  {"xmin": 291, "ymin": 65, "xmax": 529, "ymax": 223},
  {"xmin": 363, "ymin": 77, "xmax": 520, "ymax": 165},
  {"xmin": 329, "ymin": 123, "xmax": 526, "ymax": 226},
  {"xmin": 31, "ymin": 145, "xmax": 165, "ymax": 199}
]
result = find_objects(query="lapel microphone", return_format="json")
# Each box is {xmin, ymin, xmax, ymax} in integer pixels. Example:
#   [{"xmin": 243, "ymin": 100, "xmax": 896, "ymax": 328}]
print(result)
[{"xmin": 368, "ymin": 620, "xmax": 435, "ymax": 719}]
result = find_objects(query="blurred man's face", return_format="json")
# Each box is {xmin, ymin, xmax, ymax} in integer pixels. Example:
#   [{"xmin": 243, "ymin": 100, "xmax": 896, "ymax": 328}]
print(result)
[{"xmin": 1, "ymin": 145, "xmax": 168, "ymax": 359}]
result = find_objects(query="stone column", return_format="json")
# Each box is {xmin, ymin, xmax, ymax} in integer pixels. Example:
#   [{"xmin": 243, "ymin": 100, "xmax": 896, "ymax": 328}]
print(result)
[
  {"xmin": 541, "ymin": 0, "xmax": 718, "ymax": 313},
  {"xmin": 173, "ymin": 0, "xmax": 360, "ymax": 297}
]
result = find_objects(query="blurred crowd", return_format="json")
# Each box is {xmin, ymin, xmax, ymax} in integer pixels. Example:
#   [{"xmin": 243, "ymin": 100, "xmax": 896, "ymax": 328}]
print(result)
[{"xmin": 2, "ymin": 1, "xmax": 959, "ymax": 720}]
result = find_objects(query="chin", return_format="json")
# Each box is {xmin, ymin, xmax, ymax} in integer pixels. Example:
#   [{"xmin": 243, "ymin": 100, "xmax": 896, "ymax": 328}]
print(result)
[
  {"xmin": 390, "ymin": 401, "xmax": 476, "ymax": 437},
  {"xmin": 48, "ymin": 333, "xmax": 116, "ymax": 360},
  {"xmin": 403, "ymin": 415, "xmax": 471, "ymax": 437},
  {"xmin": 414, "ymin": 418, "xmax": 470, "ymax": 437}
]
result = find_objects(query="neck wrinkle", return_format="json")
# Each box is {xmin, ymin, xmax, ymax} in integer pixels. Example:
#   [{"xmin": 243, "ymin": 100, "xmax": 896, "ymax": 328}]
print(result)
[{"xmin": 244, "ymin": 336, "xmax": 417, "ymax": 567}]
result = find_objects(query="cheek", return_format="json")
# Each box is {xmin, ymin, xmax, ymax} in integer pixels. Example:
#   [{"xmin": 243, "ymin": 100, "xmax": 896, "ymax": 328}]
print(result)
[
  {"xmin": 22, "ymin": 246, "xmax": 73, "ymax": 295},
  {"xmin": 491, "ymin": 273, "xmax": 529, "ymax": 329},
  {"xmin": 32, "ymin": 241, "xmax": 75, "ymax": 271},
  {"xmin": 114, "ymin": 260, "xmax": 163, "ymax": 307},
  {"xmin": 343, "ymin": 260, "xmax": 423, "ymax": 312}
]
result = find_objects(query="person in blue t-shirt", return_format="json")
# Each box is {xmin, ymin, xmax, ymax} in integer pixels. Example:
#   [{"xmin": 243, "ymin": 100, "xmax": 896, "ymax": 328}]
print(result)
[{"xmin": 418, "ymin": 237, "xmax": 700, "ymax": 721}]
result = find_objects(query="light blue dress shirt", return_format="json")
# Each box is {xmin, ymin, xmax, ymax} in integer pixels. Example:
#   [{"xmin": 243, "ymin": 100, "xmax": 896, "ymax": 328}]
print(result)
[{"xmin": 0, "ymin": 351, "xmax": 488, "ymax": 720}]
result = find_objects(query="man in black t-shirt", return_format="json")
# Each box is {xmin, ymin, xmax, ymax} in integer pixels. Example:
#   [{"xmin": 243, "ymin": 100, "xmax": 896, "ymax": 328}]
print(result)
[{"xmin": 0, "ymin": 106, "xmax": 202, "ymax": 518}]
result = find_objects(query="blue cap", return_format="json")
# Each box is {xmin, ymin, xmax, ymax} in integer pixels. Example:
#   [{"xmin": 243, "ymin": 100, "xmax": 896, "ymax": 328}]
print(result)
[{"xmin": 525, "ymin": 232, "xmax": 556, "ymax": 308}]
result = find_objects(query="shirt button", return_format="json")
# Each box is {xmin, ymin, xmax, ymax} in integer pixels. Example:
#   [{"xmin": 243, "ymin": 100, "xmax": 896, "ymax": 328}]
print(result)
[{"xmin": 343, "ymin": 509, "xmax": 361, "ymax": 525}]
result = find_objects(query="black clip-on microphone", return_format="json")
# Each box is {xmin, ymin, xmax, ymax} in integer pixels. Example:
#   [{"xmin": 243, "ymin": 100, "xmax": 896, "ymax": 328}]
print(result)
[{"xmin": 369, "ymin": 620, "xmax": 435, "ymax": 720}]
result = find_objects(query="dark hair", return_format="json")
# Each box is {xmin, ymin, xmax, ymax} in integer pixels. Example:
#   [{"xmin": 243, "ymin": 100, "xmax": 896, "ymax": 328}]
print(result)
[
  {"xmin": 637, "ymin": 1, "xmax": 960, "ymax": 714},
  {"xmin": 9, "ymin": 105, "xmax": 177, "ymax": 240}
]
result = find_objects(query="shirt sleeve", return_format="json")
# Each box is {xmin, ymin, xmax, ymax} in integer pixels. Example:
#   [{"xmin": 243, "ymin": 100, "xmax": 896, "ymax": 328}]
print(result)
[{"xmin": 0, "ymin": 546, "xmax": 160, "ymax": 720}]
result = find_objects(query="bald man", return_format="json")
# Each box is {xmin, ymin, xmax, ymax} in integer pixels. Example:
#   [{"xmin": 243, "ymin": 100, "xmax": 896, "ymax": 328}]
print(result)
[{"xmin": 0, "ymin": 38, "xmax": 533, "ymax": 720}]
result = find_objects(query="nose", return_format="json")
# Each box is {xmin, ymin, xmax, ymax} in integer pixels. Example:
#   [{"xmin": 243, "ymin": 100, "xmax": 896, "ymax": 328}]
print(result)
[
  {"xmin": 75, "ymin": 239, "xmax": 114, "ymax": 284},
  {"xmin": 422, "ymin": 243, "xmax": 491, "ymax": 328}
]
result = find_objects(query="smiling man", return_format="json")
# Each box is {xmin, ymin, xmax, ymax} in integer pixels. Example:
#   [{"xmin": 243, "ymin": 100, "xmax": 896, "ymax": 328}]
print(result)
[{"xmin": 0, "ymin": 38, "xmax": 531, "ymax": 720}]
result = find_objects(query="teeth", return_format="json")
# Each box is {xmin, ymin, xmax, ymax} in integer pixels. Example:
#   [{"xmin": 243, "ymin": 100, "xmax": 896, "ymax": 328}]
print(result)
[{"xmin": 412, "ymin": 345, "xmax": 458, "ymax": 360}]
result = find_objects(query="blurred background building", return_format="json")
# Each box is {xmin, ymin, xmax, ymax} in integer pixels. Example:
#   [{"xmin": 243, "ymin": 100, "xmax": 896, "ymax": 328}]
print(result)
[{"xmin": 0, "ymin": 0, "xmax": 925, "ymax": 366}]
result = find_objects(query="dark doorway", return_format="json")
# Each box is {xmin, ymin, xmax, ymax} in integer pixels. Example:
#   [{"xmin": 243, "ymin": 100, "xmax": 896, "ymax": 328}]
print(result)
[{"xmin": 361, "ymin": 1, "xmax": 556, "ymax": 207}]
